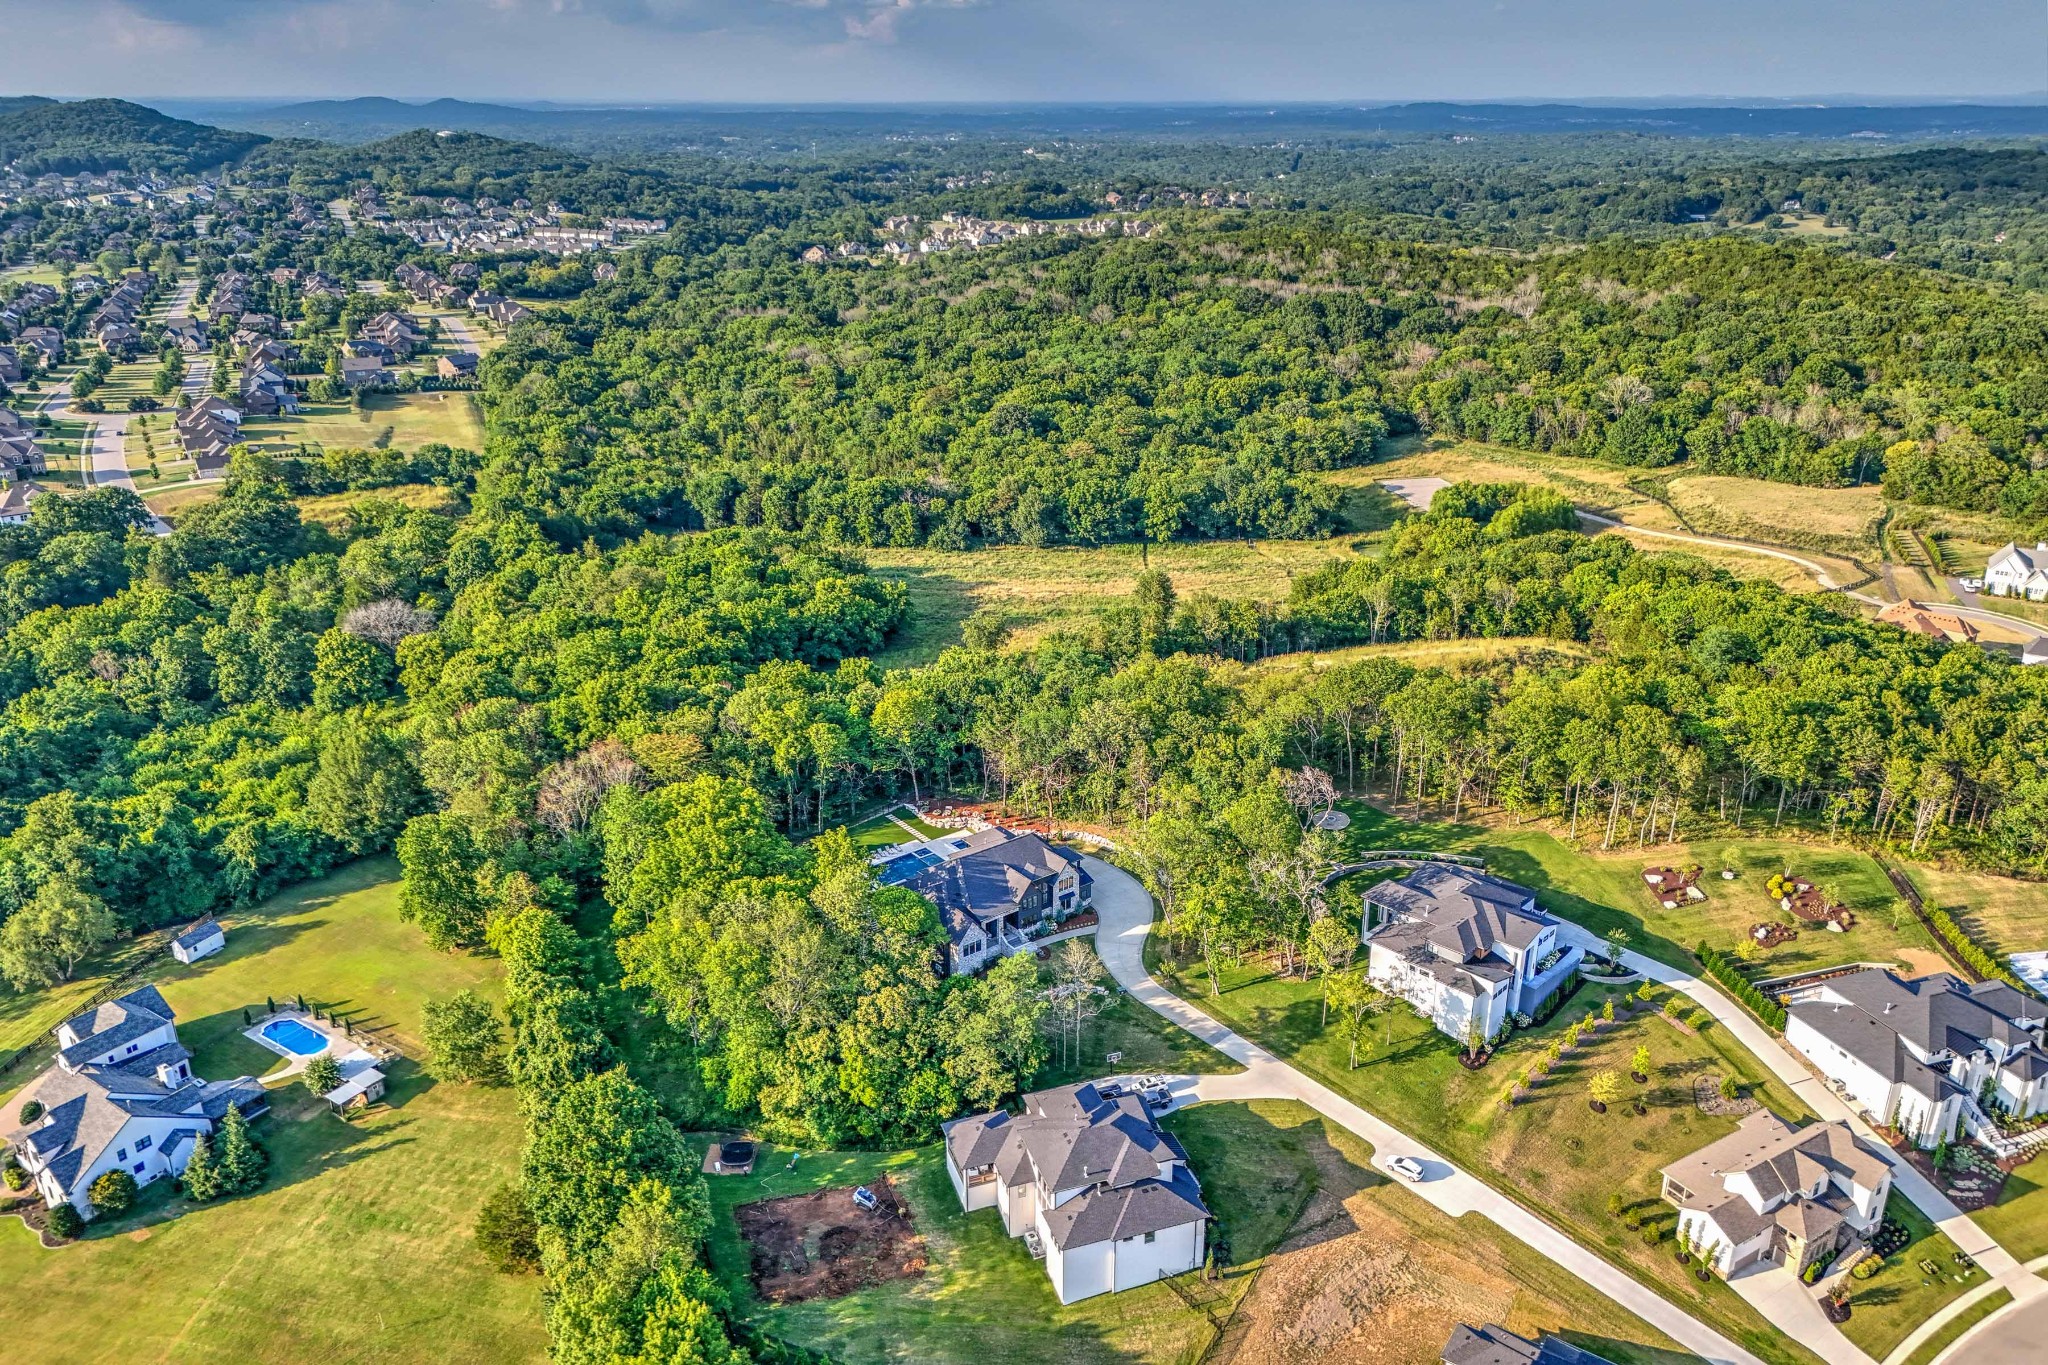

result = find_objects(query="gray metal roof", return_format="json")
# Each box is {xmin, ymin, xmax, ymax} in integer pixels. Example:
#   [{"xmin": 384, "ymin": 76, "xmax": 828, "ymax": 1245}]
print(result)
[{"xmin": 170, "ymin": 917, "xmax": 223, "ymax": 953}]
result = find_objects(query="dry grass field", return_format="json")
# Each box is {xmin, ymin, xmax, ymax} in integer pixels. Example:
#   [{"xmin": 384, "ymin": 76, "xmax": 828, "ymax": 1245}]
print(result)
[
  {"xmin": 1662, "ymin": 475, "xmax": 1884, "ymax": 555},
  {"xmin": 863, "ymin": 537, "xmax": 1360, "ymax": 664},
  {"xmin": 239, "ymin": 392, "xmax": 485, "ymax": 454}
]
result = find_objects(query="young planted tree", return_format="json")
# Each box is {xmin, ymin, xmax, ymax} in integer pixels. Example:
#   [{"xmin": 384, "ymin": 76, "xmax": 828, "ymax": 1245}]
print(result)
[
  {"xmin": 1605, "ymin": 926, "xmax": 1631, "ymax": 968},
  {"xmin": 1630, "ymin": 1043, "xmax": 1653, "ymax": 1083},
  {"xmin": 1588, "ymin": 1069, "xmax": 1622, "ymax": 1114},
  {"xmin": 1307, "ymin": 915, "xmax": 1357, "ymax": 1024},
  {"xmin": 180, "ymin": 1131, "xmax": 222, "ymax": 1201}
]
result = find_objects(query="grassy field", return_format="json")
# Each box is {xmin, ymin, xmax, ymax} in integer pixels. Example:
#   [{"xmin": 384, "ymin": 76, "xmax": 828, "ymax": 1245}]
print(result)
[
  {"xmin": 862, "ymin": 538, "xmax": 1359, "ymax": 665},
  {"xmin": 1836, "ymin": 1194, "xmax": 1986, "ymax": 1360},
  {"xmin": 239, "ymin": 391, "xmax": 485, "ymax": 454},
  {"xmin": 1031, "ymin": 940, "xmax": 1241, "ymax": 1089},
  {"xmin": 703, "ymin": 1101, "xmax": 1698, "ymax": 1365},
  {"xmin": 1661, "ymin": 475, "xmax": 1884, "ymax": 558},
  {"xmin": 296, "ymin": 482, "xmax": 465, "ymax": 529},
  {"xmin": 1145, "ymin": 937, "xmax": 1816, "ymax": 1365},
  {"xmin": 1975, "ymin": 1150, "xmax": 2048, "ymax": 1262},
  {"xmin": 1897, "ymin": 1288, "xmax": 2014, "ymax": 1365},
  {"xmin": 1329, "ymin": 801, "xmax": 1944, "ymax": 979},
  {"xmin": 0, "ymin": 861, "xmax": 542, "ymax": 1364},
  {"xmin": 1901, "ymin": 863, "xmax": 2048, "ymax": 967}
]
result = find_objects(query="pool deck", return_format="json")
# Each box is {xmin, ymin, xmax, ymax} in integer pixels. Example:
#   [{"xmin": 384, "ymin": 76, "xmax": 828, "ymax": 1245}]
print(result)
[{"xmin": 243, "ymin": 1009, "xmax": 380, "ymax": 1079}]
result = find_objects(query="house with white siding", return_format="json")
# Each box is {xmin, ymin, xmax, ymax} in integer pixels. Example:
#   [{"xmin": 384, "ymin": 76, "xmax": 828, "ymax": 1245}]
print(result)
[
  {"xmin": 1361, "ymin": 865, "xmax": 1583, "ymax": 1043},
  {"xmin": 1782, "ymin": 969, "xmax": 2048, "ymax": 1149},
  {"xmin": 942, "ymin": 1081, "xmax": 1208, "ymax": 1303},
  {"xmin": 8, "ymin": 986, "xmax": 266, "ymax": 1218},
  {"xmin": 1659, "ymin": 1111, "xmax": 1892, "ymax": 1277},
  {"xmin": 1984, "ymin": 542, "xmax": 2048, "ymax": 601}
]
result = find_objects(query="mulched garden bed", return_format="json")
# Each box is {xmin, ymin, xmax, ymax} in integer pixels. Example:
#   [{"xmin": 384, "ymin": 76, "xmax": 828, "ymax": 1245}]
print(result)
[
  {"xmin": 735, "ymin": 1178, "xmax": 928, "ymax": 1305},
  {"xmin": 1903, "ymin": 1142, "xmax": 2010, "ymax": 1211},
  {"xmin": 1693, "ymin": 1075, "xmax": 1761, "ymax": 1118}
]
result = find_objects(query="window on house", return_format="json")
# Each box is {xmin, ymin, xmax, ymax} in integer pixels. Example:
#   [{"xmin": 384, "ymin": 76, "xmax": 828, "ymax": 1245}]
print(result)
[
  {"xmin": 1143, "ymin": 1230, "xmax": 1156, "ymax": 1244},
  {"xmin": 116, "ymin": 1148, "xmax": 127, "ymax": 1161},
  {"xmin": 133, "ymin": 1162, "xmax": 145, "ymax": 1174},
  {"xmin": 135, "ymin": 1136, "xmax": 152, "ymax": 1152}
]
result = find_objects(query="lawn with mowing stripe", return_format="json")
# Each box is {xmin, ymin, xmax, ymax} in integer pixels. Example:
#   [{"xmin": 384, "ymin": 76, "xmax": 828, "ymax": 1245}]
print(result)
[
  {"xmin": 1897, "ymin": 1287, "xmax": 2012, "ymax": 1365},
  {"xmin": 1836, "ymin": 1193, "xmax": 1985, "ymax": 1361},
  {"xmin": 0, "ymin": 860, "xmax": 541, "ymax": 1365}
]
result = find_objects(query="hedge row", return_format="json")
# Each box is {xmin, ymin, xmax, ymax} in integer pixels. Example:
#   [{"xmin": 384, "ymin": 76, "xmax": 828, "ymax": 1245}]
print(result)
[
  {"xmin": 1924, "ymin": 905, "xmax": 2031, "ymax": 995},
  {"xmin": 1695, "ymin": 943, "xmax": 1789, "ymax": 1031}
]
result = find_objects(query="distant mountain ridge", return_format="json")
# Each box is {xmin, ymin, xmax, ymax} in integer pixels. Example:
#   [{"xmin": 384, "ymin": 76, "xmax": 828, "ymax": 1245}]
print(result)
[
  {"xmin": 167, "ymin": 95, "xmax": 2048, "ymax": 150},
  {"xmin": 0, "ymin": 97, "xmax": 267, "ymax": 175}
]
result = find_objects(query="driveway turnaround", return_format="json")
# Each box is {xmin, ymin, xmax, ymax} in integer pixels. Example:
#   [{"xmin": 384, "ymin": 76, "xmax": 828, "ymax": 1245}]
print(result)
[{"xmin": 1084, "ymin": 855, "xmax": 1771, "ymax": 1365}]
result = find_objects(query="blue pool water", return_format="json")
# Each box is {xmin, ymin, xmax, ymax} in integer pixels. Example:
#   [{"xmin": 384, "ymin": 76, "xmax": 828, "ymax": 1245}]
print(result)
[
  {"xmin": 261, "ymin": 1017, "xmax": 328, "ymax": 1056},
  {"xmin": 878, "ymin": 848, "xmax": 942, "ymax": 885}
]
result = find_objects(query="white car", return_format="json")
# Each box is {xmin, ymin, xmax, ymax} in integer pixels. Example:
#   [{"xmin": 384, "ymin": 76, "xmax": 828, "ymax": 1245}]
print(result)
[{"xmin": 1386, "ymin": 1155, "xmax": 1426, "ymax": 1183}]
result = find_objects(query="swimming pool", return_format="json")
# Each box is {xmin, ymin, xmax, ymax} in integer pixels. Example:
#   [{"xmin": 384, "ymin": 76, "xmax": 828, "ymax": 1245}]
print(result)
[{"xmin": 260, "ymin": 1017, "xmax": 329, "ymax": 1056}]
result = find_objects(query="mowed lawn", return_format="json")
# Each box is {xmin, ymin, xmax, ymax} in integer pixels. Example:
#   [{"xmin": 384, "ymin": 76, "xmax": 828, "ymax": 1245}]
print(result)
[
  {"xmin": 1902, "ymin": 862, "xmax": 2048, "ymax": 968},
  {"xmin": 1329, "ymin": 802, "xmax": 1944, "ymax": 980},
  {"xmin": 1976, "ymin": 1149, "xmax": 2048, "ymax": 1262},
  {"xmin": 1030, "ymin": 940, "xmax": 1242, "ymax": 1089},
  {"xmin": 0, "ymin": 861, "xmax": 542, "ymax": 1365},
  {"xmin": 703, "ymin": 1101, "xmax": 1697, "ymax": 1365},
  {"xmin": 239, "ymin": 391, "xmax": 485, "ymax": 454},
  {"xmin": 1148, "ymin": 937, "xmax": 1823, "ymax": 1365}
]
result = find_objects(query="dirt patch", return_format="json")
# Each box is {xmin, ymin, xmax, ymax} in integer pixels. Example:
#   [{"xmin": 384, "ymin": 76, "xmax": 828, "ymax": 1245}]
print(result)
[
  {"xmin": 1893, "ymin": 949, "xmax": 1952, "ymax": 979},
  {"xmin": 735, "ymin": 1178, "xmax": 927, "ymax": 1304}
]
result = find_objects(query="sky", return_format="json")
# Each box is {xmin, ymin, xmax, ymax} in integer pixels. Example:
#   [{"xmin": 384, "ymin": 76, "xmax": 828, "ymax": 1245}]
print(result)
[{"xmin": 1, "ymin": 0, "xmax": 2041, "ymax": 105}]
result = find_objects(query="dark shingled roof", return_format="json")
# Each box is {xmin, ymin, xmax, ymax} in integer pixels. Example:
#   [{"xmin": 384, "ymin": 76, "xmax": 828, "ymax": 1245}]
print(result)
[
  {"xmin": 906, "ymin": 831, "xmax": 1082, "ymax": 947},
  {"xmin": 1442, "ymin": 1323, "xmax": 1616, "ymax": 1365},
  {"xmin": 170, "ymin": 917, "xmax": 222, "ymax": 953},
  {"xmin": 56, "ymin": 985, "xmax": 175, "ymax": 1068},
  {"xmin": 1364, "ymin": 864, "xmax": 1548, "ymax": 964},
  {"xmin": 1790, "ymin": 968, "xmax": 2045, "ymax": 1099},
  {"xmin": 944, "ymin": 1081, "xmax": 1209, "ymax": 1250}
]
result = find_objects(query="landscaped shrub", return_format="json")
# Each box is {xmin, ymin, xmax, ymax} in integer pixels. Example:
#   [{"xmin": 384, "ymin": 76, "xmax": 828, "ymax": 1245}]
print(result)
[
  {"xmin": 1851, "ymin": 1253, "xmax": 1883, "ymax": 1280},
  {"xmin": 18, "ymin": 1100, "xmax": 42, "ymax": 1124},
  {"xmin": 3, "ymin": 1157, "xmax": 27, "ymax": 1191},
  {"xmin": 1801, "ymin": 1246, "xmax": 1840, "ymax": 1285},
  {"xmin": 1695, "ymin": 943, "xmax": 1790, "ymax": 1030},
  {"xmin": 88, "ymin": 1169, "xmax": 136, "ymax": 1217},
  {"xmin": 1720, "ymin": 1075, "xmax": 1741, "ymax": 1101},
  {"xmin": 303, "ymin": 1054, "xmax": 343, "ymax": 1094},
  {"xmin": 46, "ymin": 1203, "xmax": 83, "ymax": 1240}
]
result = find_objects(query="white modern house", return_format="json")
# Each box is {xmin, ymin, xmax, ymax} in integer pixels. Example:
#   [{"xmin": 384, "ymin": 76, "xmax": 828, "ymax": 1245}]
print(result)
[
  {"xmin": 1783, "ymin": 969, "xmax": 2048, "ymax": 1149},
  {"xmin": 9, "ymin": 986, "xmax": 266, "ymax": 1219},
  {"xmin": 1984, "ymin": 542, "xmax": 2048, "ymax": 601},
  {"xmin": 169, "ymin": 916, "xmax": 225, "ymax": 965},
  {"xmin": 942, "ymin": 1081, "xmax": 1209, "ymax": 1303},
  {"xmin": 1361, "ymin": 865, "xmax": 1584, "ymax": 1042},
  {"xmin": 888, "ymin": 828, "xmax": 1091, "ymax": 976},
  {"xmin": 1659, "ymin": 1111, "xmax": 1893, "ymax": 1276}
]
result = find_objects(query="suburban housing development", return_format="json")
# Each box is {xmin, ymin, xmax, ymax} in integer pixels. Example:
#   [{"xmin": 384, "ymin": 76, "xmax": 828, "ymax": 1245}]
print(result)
[
  {"xmin": 1361, "ymin": 865, "xmax": 1584, "ymax": 1040},
  {"xmin": 9, "ymin": 986, "xmax": 265, "ymax": 1218},
  {"xmin": 942, "ymin": 1080, "xmax": 1209, "ymax": 1303},
  {"xmin": 1658, "ymin": 1111, "xmax": 1893, "ymax": 1277},
  {"xmin": 1783, "ymin": 968, "xmax": 2048, "ymax": 1147}
]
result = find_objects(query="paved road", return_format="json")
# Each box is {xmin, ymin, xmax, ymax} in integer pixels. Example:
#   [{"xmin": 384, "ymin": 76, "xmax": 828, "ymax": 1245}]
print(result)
[
  {"xmin": 1929, "ymin": 1265, "xmax": 2048, "ymax": 1365},
  {"xmin": 1086, "ymin": 855, "xmax": 1769, "ymax": 1365}
]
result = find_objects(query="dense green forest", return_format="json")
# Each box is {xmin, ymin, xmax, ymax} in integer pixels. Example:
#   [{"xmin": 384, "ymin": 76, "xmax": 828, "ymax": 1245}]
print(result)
[
  {"xmin": 477, "ymin": 218, "xmax": 2048, "ymax": 541},
  {"xmin": 0, "ymin": 98, "xmax": 267, "ymax": 175}
]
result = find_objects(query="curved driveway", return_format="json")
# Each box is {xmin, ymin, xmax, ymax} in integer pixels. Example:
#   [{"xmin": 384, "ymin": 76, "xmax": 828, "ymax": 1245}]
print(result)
[{"xmin": 1085, "ymin": 854, "xmax": 1770, "ymax": 1365}]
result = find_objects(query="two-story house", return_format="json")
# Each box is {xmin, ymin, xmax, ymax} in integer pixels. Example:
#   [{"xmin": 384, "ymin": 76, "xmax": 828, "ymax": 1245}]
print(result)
[
  {"xmin": 10, "ymin": 986, "xmax": 266, "ymax": 1219},
  {"xmin": 943, "ymin": 1081, "xmax": 1209, "ymax": 1303},
  {"xmin": 1659, "ymin": 1111, "xmax": 1893, "ymax": 1276},
  {"xmin": 1361, "ymin": 865, "xmax": 1584, "ymax": 1042},
  {"xmin": 1783, "ymin": 969, "xmax": 2048, "ymax": 1148},
  {"xmin": 1984, "ymin": 542, "xmax": 2048, "ymax": 601},
  {"xmin": 895, "ymin": 828, "xmax": 1091, "ymax": 976}
]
